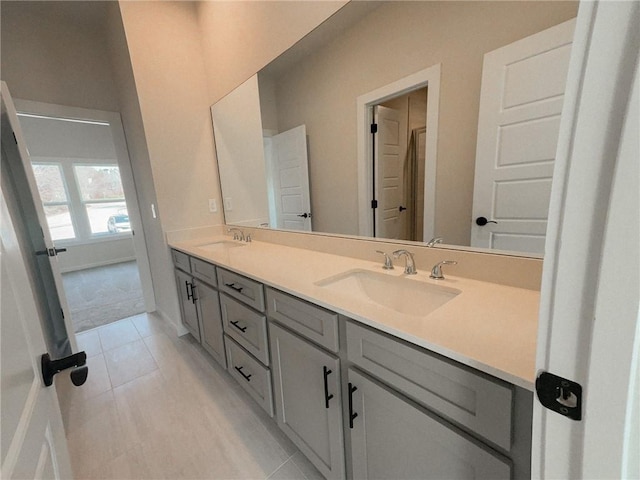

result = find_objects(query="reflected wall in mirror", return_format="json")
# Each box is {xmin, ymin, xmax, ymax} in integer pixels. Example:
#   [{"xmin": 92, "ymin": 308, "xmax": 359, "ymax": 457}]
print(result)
[{"xmin": 211, "ymin": 0, "xmax": 579, "ymax": 256}]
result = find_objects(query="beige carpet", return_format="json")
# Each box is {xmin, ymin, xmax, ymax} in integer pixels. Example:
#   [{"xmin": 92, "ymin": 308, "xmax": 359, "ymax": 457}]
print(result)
[{"xmin": 62, "ymin": 261, "xmax": 145, "ymax": 333}]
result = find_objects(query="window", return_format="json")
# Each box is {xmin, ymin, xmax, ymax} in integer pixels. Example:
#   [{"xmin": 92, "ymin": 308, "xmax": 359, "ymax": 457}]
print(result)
[
  {"xmin": 74, "ymin": 165, "xmax": 128, "ymax": 235},
  {"xmin": 31, "ymin": 161, "xmax": 130, "ymax": 243},
  {"xmin": 32, "ymin": 163, "xmax": 76, "ymax": 240}
]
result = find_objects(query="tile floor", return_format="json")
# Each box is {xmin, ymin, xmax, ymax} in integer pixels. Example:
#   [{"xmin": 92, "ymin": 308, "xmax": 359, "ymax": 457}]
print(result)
[{"xmin": 55, "ymin": 313, "xmax": 323, "ymax": 479}]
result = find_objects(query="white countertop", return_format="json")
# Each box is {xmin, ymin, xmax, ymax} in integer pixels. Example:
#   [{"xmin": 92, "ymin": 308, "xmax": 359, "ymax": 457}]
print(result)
[{"xmin": 170, "ymin": 236, "xmax": 540, "ymax": 391}]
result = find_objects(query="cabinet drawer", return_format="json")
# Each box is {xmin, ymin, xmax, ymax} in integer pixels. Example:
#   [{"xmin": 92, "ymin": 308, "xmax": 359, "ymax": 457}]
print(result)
[
  {"xmin": 225, "ymin": 336, "xmax": 273, "ymax": 417},
  {"xmin": 346, "ymin": 321, "xmax": 513, "ymax": 451},
  {"xmin": 171, "ymin": 249, "xmax": 191, "ymax": 273},
  {"xmin": 266, "ymin": 287, "xmax": 339, "ymax": 353},
  {"xmin": 217, "ymin": 268, "xmax": 265, "ymax": 312},
  {"xmin": 190, "ymin": 257, "xmax": 217, "ymax": 286},
  {"xmin": 220, "ymin": 294, "xmax": 269, "ymax": 365}
]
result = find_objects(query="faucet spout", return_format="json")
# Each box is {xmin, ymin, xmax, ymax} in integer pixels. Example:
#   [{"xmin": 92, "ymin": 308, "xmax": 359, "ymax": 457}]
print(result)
[
  {"xmin": 392, "ymin": 249, "xmax": 417, "ymax": 275},
  {"xmin": 227, "ymin": 227, "xmax": 245, "ymax": 241}
]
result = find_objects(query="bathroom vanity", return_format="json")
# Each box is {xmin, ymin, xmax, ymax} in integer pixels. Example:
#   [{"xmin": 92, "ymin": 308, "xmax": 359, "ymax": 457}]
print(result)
[{"xmin": 170, "ymin": 236, "xmax": 537, "ymax": 479}]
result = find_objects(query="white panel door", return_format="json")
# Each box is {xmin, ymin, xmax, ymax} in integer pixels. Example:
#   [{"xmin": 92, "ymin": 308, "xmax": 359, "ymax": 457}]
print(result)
[
  {"xmin": 1, "ymin": 83, "xmax": 77, "ymax": 355},
  {"xmin": 374, "ymin": 106, "xmax": 404, "ymax": 239},
  {"xmin": 270, "ymin": 125, "xmax": 311, "ymax": 231},
  {"xmin": 1, "ymin": 186, "xmax": 73, "ymax": 479},
  {"xmin": 471, "ymin": 19, "xmax": 575, "ymax": 254}
]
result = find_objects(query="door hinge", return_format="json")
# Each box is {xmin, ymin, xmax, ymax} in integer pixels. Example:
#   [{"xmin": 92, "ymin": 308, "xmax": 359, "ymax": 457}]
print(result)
[
  {"xmin": 535, "ymin": 371, "xmax": 582, "ymax": 421},
  {"xmin": 370, "ymin": 123, "xmax": 378, "ymax": 134},
  {"xmin": 371, "ymin": 199, "xmax": 378, "ymax": 209}
]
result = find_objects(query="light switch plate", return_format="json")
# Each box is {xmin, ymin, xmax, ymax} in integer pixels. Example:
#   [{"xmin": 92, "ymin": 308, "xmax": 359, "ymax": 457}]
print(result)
[
  {"xmin": 208, "ymin": 199, "xmax": 218, "ymax": 213},
  {"xmin": 224, "ymin": 197, "xmax": 233, "ymax": 211}
]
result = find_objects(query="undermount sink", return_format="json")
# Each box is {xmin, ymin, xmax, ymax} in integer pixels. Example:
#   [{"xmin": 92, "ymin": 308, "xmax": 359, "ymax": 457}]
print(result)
[
  {"xmin": 197, "ymin": 240, "xmax": 246, "ymax": 252},
  {"xmin": 315, "ymin": 269, "xmax": 460, "ymax": 317}
]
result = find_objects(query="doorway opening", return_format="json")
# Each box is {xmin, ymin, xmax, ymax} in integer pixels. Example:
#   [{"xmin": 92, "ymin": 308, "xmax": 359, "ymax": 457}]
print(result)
[
  {"xmin": 357, "ymin": 64, "xmax": 441, "ymax": 242},
  {"xmin": 15, "ymin": 101, "xmax": 155, "ymax": 334},
  {"xmin": 372, "ymin": 88, "xmax": 428, "ymax": 241}
]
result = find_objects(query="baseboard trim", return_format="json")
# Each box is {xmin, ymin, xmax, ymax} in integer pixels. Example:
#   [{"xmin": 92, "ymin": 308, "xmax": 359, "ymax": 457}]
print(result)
[
  {"xmin": 154, "ymin": 308, "xmax": 188, "ymax": 337},
  {"xmin": 60, "ymin": 256, "xmax": 137, "ymax": 274}
]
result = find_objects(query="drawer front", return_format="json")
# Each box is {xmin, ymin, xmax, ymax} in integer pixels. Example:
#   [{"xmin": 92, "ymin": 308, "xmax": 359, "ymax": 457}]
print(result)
[
  {"xmin": 190, "ymin": 257, "xmax": 217, "ymax": 286},
  {"xmin": 220, "ymin": 294, "xmax": 269, "ymax": 365},
  {"xmin": 171, "ymin": 249, "xmax": 191, "ymax": 273},
  {"xmin": 266, "ymin": 287, "xmax": 339, "ymax": 353},
  {"xmin": 217, "ymin": 268, "xmax": 265, "ymax": 312},
  {"xmin": 346, "ymin": 321, "xmax": 513, "ymax": 451},
  {"xmin": 225, "ymin": 336, "xmax": 273, "ymax": 417}
]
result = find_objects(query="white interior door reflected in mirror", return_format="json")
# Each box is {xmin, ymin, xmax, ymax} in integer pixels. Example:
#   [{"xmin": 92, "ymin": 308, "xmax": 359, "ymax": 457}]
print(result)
[
  {"xmin": 471, "ymin": 19, "xmax": 575, "ymax": 255},
  {"xmin": 374, "ymin": 105, "xmax": 404, "ymax": 240},
  {"xmin": 265, "ymin": 125, "xmax": 312, "ymax": 231}
]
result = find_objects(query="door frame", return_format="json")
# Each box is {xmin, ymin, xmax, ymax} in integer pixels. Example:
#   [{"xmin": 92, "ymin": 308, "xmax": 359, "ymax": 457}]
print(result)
[
  {"xmin": 13, "ymin": 99, "xmax": 156, "ymax": 313},
  {"xmin": 533, "ymin": 0, "xmax": 639, "ymax": 477},
  {"xmin": 356, "ymin": 64, "xmax": 441, "ymax": 240}
]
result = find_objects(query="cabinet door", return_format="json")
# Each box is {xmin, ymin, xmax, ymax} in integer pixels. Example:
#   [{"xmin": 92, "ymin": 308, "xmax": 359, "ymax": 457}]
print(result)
[
  {"xmin": 175, "ymin": 268, "xmax": 200, "ymax": 341},
  {"xmin": 348, "ymin": 369, "xmax": 511, "ymax": 480},
  {"xmin": 195, "ymin": 281, "xmax": 226, "ymax": 368},
  {"xmin": 270, "ymin": 323, "xmax": 345, "ymax": 480}
]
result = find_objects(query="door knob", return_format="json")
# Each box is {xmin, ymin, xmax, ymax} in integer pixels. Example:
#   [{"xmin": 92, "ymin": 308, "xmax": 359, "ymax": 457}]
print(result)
[
  {"xmin": 475, "ymin": 216, "xmax": 498, "ymax": 226},
  {"xmin": 398, "ymin": 205, "xmax": 407, "ymax": 212},
  {"xmin": 297, "ymin": 213, "xmax": 312, "ymax": 218},
  {"xmin": 41, "ymin": 351, "xmax": 88, "ymax": 387}
]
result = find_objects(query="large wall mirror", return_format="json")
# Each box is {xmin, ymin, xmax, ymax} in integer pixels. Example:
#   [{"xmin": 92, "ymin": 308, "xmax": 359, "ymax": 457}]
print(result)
[{"xmin": 211, "ymin": 0, "xmax": 578, "ymax": 257}]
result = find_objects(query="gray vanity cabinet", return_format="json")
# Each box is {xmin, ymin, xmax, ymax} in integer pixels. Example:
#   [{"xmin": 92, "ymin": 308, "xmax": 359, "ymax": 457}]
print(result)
[
  {"xmin": 347, "ymin": 369, "xmax": 511, "ymax": 480},
  {"xmin": 175, "ymin": 268, "xmax": 200, "ymax": 341},
  {"xmin": 270, "ymin": 322, "xmax": 346, "ymax": 480},
  {"xmin": 172, "ymin": 249, "xmax": 226, "ymax": 369}
]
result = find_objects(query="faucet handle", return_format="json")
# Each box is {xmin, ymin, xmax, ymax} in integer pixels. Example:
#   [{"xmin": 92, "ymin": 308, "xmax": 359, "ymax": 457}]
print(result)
[
  {"xmin": 375, "ymin": 250, "xmax": 394, "ymax": 270},
  {"xmin": 430, "ymin": 260, "xmax": 457, "ymax": 280},
  {"xmin": 392, "ymin": 249, "xmax": 417, "ymax": 275}
]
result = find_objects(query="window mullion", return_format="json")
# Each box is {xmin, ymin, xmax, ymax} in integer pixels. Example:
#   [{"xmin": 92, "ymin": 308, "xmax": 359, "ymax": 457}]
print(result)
[{"xmin": 60, "ymin": 161, "xmax": 89, "ymax": 240}]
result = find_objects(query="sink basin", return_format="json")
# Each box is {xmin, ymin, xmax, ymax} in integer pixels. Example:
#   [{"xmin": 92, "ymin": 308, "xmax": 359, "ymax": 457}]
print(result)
[
  {"xmin": 197, "ymin": 240, "xmax": 246, "ymax": 252},
  {"xmin": 315, "ymin": 269, "xmax": 460, "ymax": 317}
]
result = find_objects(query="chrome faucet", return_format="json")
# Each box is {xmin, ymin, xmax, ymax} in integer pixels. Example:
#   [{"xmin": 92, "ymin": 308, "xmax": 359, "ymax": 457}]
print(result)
[
  {"xmin": 426, "ymin": 237, "xmax": 443, "ymax": 247},
  {"xmin": 430, "ymin": 260, "xmax": 457, "ymax": 280},
  {"xmin": 228, "ymin": 227, "xmax": 245, "ymax": 241},
  {"xmin": 375, "ymin": 250, "xmax": 394, "ymax": 270},
  {"xmin": 393, "ymin": 250, "xmax": 417, "ymax": 275}
]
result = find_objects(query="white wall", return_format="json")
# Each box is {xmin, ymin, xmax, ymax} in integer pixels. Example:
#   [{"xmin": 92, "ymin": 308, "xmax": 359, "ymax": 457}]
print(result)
[
  {"xmin": 0, "ymin": 1, "xmax": 119, "ymax": 112},
  {"xmin": 57, "ymin": 238, "xmax": 135, "ymax": 273},
  {"xmin": 104, "ymin": 2, "xmax": 172, "ymax": 323},
  {"xmin": 196, "ymin": 1, "xmax": 348, "ymax": 105},
  {"xmin": 212, "ymin": 76, "xmax": 269, "ymax": 227}
]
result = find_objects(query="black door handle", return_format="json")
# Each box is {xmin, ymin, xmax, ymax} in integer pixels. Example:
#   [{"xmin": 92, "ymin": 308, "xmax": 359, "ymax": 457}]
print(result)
[
  {"xmin": 475, "ymin": 216, "xmax": 498, "ymax": 226},
  {"xmin": 224, "ymin": 283, "xmax": 244, "ymax": 293},
  {"xmin": 323, "ymin": 366, "xmax": 334, "ymax": 409},
  {"xmin": 35, "ymin": 247, "xmax": 68, "ymax": 257},
  {"xmin": 348, "ymin": 382, "xmax": 358, "ymax": 428},
  {"xmin": 41, "ymin": 351, "xmax": 88, "ymax": 387},
  {"xmin": 185, "ymin": 281, "xmax": 193, "ymax": 300},
  {"xmin": 234, "ymin": 366, "xmax": 252, "ymax": 382},
  {"xmin": 297, "ymin": 213, "xmax": 312, "ymax": 218},
  {"xmin": 399, "ymin": 206, "xmax": 407, "ymax": 212},
  {"xmin": 230, "ymin": 320, "xmax": 247, "ymax": 333}
]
